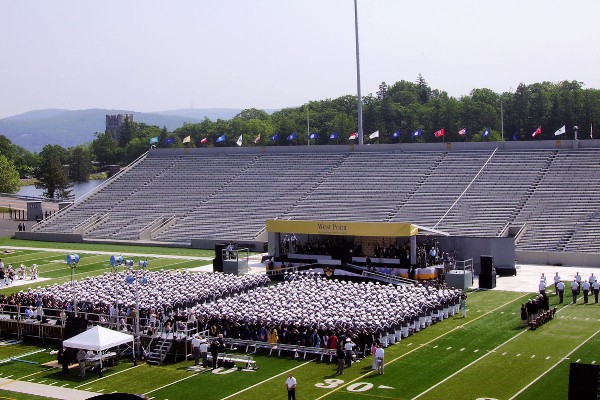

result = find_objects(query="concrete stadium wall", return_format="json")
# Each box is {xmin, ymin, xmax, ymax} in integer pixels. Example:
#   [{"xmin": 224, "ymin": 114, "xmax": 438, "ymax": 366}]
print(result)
[
  {"xmin": 191, "ymin": 238, "xmax": 267, "ymax": 252},
  {"xmin": 436, "ymin": 236, "xmax": 515, "ymax": 273},
  {"xmin": 516, "ymin": 250, "xmax": 600, "ymax": 268},
  {"xmin": 14, "ymin": 231, "xmax": 84, "ymax": 243}
]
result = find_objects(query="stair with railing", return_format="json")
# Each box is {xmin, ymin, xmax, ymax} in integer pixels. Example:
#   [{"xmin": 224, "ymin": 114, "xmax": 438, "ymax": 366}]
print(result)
[{"xmin": 146, "ymin": 336, "xmax": 173, "ymax": 365}]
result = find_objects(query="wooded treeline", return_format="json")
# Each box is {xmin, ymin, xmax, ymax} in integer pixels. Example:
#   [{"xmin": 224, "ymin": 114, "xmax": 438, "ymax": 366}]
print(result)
[{"xmin": 0, "ymin": 77, "xmax": 598, "ymax": 198}]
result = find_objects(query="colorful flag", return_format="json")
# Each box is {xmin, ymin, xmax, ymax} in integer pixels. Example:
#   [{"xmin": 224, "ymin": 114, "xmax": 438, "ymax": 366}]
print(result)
[
  {"xmin": 165, "ymin": 137, "xmax": 175, "ymax": 145},
  {"xmin": 149, "ymin": 137, "xmax": 159, "ymax": 144},
  {"xmin": 458, "ymin": 128, "xmax": 467, "ymax": 136},
  {"xmin": 349, "ymin": 132, "xmax": 358, "ymax": 140},
  {"xmin": 271, "ymin": 134, "xmax": 279, "ymax": 142},
  {"xmin": 309, "ymin": 132, "xmax": 318, "ymax": 140},
  {"xmin": 182, "ymin": 136, "xmax": 191, "ymax": 144},
  {"xmin": 554, "ymin": 125, "xmax": 565, "ymax": 136},
  {"xmin": 200, "ymin": 137, "xmax": 208, "ymax": 144},
  {"xmin": 590, "ymin": 123, "xmax": 593, "ymax": 139},
  {"xmin": 330, "ymin": 132, "xmax": 338, "ymax": 140},
  {"xmin": 482, "ymin": 128, "xmax": 490, "ymax": 137},
  {"xmin": 236, "ymin": 134, "xmax": 243, "ymax": 146},
  {"xmin": 391, "ymin": 129, "xmax": 401, "ymax": 138},
  {"xmin": 531, "ymin": 126, "xmax": 542, "ymax": 137},
  {"xmin": 287, "ymin": 132, "xmax": 297, "ymax": 141},
  {"xmin": 433, "ymin": 128, "xmax": 445, "ymax": 138},
  {"xmin": 216, "ymin": 134, "xmax": 226, "ymax": 143},
  {"xmin": 254, "ymin": 135, "xmax": 261, "ymax": 144},
  {"xmin": 369, "ymin": 130, "xmax": 379, "ymax": 139},
  {"xmin": 512, "ymin": 132, "xmax": 518, "ymax": 141},
  {"xmin": 412, "ymin": 129, "xmax": 422, "ymax": 138}
]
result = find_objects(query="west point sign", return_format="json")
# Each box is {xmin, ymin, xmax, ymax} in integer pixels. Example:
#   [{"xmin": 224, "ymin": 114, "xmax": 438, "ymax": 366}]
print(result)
[{"xmin": 266, "ymin": 220, "xmax": 419, "ymax": 237}]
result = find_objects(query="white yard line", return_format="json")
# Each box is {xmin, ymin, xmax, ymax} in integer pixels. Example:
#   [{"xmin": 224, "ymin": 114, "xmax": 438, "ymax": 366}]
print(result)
[
  {"xmin": 72, "ymin": 363, "xmax": 144, "ymax": 389},
  {"xmin": 315, "ymin": 293, "xmax": 530, "ymax": 400},
  {"xmin": 412, "ymin": 301, "xmax": 575, "ymax": 400},
  {"xmin": 220, "ymin": 359, "xmax": 315, "ymax": 400},
  {"xmin": 507, "ymin": 327, "xmax": 600, "ymax": 400}
]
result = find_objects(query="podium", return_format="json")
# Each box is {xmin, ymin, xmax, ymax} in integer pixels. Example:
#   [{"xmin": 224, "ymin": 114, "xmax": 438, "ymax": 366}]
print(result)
[{"xmin": 222, "ymin": 248, "xmax": 250, "ymax": 276}]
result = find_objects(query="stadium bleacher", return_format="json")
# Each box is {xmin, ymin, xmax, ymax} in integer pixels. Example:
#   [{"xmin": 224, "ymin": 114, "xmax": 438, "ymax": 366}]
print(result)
[{"xmin": 32, "ymin": 142, "xmax": 600, "ymax": 256}]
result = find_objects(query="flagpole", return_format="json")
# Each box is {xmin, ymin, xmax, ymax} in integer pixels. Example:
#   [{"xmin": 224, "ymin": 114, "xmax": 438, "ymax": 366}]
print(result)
[
  {"xmin": 307, "ymin": 105, "xmax": 310, "ymax": 146},
  {"xmin": 500, "ymin": 101, "xmax": 504, "ymax": 141},
  {"xmin": 354, "ymin": 0, "xmax": 364, "ymax": 146}
]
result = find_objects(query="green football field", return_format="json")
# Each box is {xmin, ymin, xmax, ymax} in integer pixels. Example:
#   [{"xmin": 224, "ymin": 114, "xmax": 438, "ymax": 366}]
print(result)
[{"xmin": 0, "ymin": 239, "xmax": 598, "ymax": 400}]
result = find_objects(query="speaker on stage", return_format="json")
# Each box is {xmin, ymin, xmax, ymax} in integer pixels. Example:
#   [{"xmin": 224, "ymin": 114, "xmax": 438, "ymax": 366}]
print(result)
[
  {"xmin": 64, "ymin": 316, "xmax": 88, "ymax": 340},
  {"xmin": 480, "ymin": 255, "xmax": 494, "ymax": 274},
  {"xmin": 568, "ymin": 363, "xmax": 599, "ymax": 400},
  {"xmin": 213, "ymin": 244, "xmax": 225, "ymax": 272},
  {"xmin": 479, "ymin": 272, "xmax": 496, "ymax": 289}
]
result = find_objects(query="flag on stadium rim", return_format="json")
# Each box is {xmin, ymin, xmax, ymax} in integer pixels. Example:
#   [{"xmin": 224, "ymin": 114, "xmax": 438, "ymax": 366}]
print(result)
[
  {"xmin": 458, "ymin": 128, "xmax": 467, "ymax": 136},
  {"xmin": 591, "ymin": 123, "xmax": 594, "ymax": 139},
  {"xmin": 309, "ymin": 132, "xmax": 318, "ymax": 140},
  {"xmin": 369, "ymin": 130, "xmax": 379, "ymax": 139},
  {"xmin": 482, "ymin": 128, "xmax": 490, "ymax": 137},
  {"xmin": 236, "ymin": 135, "xmax": 243, "ymax": 146},
  {"xmin": 165, "ymin": 137, "xmax": 175, "ymax": 145},
  {"xmin": 433, "ymin": 128, "xmax": 445, "ymax": 138},
  {"xmin": 271, "ymin": 134, "xmax": 279, "ymax": 142},
  {"xmin": 512, "ymin": 132, "xmax": 518, "ymax": 141},
  {"xmin": 531, "ymin": 126, "xmax": 542, "ymax": 137},
  {"xmin": 391, "ymin": 129, "xmax": 401, "ymax": 138},
  {"xmin": 330, "ymin": 132, "xmax": 339, "ymax": 139},
  {"xmin": 287, "ymin": 132, "xmax": 297, "ymax": 141},
  {"xmin": 554, "ymin": 125, "xmax": 566, "ymax": 136},
  {"xmin": 349, "ymin": 132, "xmax": 358, "ymax": 140},
  {"xmin": 200, "ymin": 137, "xmax": 208, "ymax": 144},
  {"xmin": 412, "ymin": 129, "xmax": 422, "ymax": 138},
  {"xmin": 254, "ymin": 135, "xmax": 261, "ymax": 144},
  {"xmin": 216, "ymin": 134, "xmax": 226, "ymax": 143},
  {"xmin": 182, "ymin": 136, "xmax": 191, "ymax": 144},
  {"xmin": 149, "ymin": 136, "xmax": 159, "ymax": 144}
]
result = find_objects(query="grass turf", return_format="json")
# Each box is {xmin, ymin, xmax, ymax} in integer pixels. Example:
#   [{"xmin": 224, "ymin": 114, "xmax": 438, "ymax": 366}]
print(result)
[{"xmin": 0, "ymin": 240, "xmax": 599, "ymax": 399}]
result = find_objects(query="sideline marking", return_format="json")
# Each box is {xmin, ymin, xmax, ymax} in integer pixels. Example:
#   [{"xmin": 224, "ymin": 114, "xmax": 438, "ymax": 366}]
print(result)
[
  {"xmin": 219, "ymin": 359, "xmax": 315, "ymax": 400},
  {"xmin": 73, "ymin": 363, "xmax": 143, "ymax": 389},
  {"xmin": 315, "ymin": 293, "xmax": 530, "ymax": 400},
  {"xmin": 508, "ymin": 327, "xmax": 600, "ymax": 400},
  {"xmin": 412, "ymin": 301, "xmax": 575, "ymax": 400}
]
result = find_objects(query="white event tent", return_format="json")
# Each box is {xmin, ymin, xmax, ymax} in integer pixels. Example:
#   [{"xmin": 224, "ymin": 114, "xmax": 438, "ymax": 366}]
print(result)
[{"xmin": 63, "ymin": 326, "xmax": 132, "ymax": 351}]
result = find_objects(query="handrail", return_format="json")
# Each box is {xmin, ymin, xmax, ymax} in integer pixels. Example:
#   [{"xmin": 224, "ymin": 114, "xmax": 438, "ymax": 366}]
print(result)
[{"xmin": 434, "ymin": 147, "xmax": 498, "ymax": 229}]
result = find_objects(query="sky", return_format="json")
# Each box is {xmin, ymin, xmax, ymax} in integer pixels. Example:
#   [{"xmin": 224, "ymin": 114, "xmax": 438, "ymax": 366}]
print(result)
[{"xmin": 1, "ymin": 0, "xmax": 599, "ymax": 119}]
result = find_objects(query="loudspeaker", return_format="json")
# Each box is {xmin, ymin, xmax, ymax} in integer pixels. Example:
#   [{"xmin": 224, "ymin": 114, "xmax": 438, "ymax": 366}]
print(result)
[
  {"xmin": 568, "ymin": 363, "xmax": 599, "ymax": 400},
  {"xmin": 213, "ymin": 244, "xmax": 226, "ymax": 272},
  {"xmin": 63, "ymin": 316, "xmax": 88, "ymax": 340},
  {"xmin": 480, "ymin": 255, "xmax": 494, "ymax": 274},
  {"xmin": 479, "ymin": 272, "xmax": 496, "ymax": 289}
]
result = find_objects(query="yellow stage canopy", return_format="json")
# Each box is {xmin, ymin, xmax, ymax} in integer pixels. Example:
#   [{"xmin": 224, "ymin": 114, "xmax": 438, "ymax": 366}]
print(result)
[{"xmin": 266, "ymin": 220, "xmax": 418, "ymax": 237}]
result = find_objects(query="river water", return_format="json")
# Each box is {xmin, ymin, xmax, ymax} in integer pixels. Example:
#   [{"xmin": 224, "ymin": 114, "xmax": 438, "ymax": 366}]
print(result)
[{"xmin": 18, "ymin": 179, "xmax": 107, "ymax": 200}]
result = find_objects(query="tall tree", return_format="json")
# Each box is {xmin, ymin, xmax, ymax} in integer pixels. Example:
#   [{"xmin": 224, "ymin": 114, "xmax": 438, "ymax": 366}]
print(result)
[
  {"xmin": 34, "ymin": 145, "xmax": 72, "ymax": 199},
  {"xmin": 69, "ymin": 145, "xmax": 93, "ymax": 182},
  {"xmin": 0, "ymin": 155, "xmax": 21, "ymax": 193}
]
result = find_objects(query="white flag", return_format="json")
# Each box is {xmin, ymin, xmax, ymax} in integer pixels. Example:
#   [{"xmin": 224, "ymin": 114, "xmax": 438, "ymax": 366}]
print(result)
[
  {"xmin": 236, "ymin": 134, "xmax": 243, "ymax": 146},
  {"xmin": 554, "ymin": 125, "xmax": 566, "ymax": 136},
  {"xmin": 369, "ymin": 130, "xmax": 379, "ymax": 139},
  {"xmin": 182, "ymin": 135, "xmax": 191, "ymax": 144}
]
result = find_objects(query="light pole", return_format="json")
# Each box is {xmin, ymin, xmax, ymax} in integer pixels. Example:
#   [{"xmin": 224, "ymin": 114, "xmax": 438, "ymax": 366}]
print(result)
[
  {"xmin": 110, "ymin": 255, "xmax": 124, "ymax": 331},
  {"xmin": 66, "ymin": 254, "xmax": 79, "ymax": 316},
  {"xmin": 125, "ymin": 260, "xmax": 148, "ymax": 366},
  {"xmin": 354, "ymin": 0, "xmax": 364, "ymax": 146}
]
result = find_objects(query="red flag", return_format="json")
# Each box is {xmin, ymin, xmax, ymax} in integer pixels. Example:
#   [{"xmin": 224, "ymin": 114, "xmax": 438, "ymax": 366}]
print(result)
[
  {"xmin": 200, "ymin": 137, "xmax": 208, "ymax": 144},
  {"xmin": 434, "ymin": 128, "xmax": 445, "ymax": 138},
  {"xmin": 531, "ymin": 126, "xmax": 542, "ymax": 137},
  {"xmin": 349, "ymin": 132, "xmax": 358, "ymax": 140}
]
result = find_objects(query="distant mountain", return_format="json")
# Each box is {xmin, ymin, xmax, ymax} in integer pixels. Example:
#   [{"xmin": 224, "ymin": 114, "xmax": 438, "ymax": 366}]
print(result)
[{"xmin": 0, "ymin": 107, "xmax": 278, "ymax": 152}]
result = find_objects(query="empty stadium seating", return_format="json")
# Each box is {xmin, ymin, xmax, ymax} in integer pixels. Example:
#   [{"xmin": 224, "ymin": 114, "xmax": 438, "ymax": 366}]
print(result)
[{"xmin": 32, "ymin": 144, "xmax": 600, "ymax": 254}]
